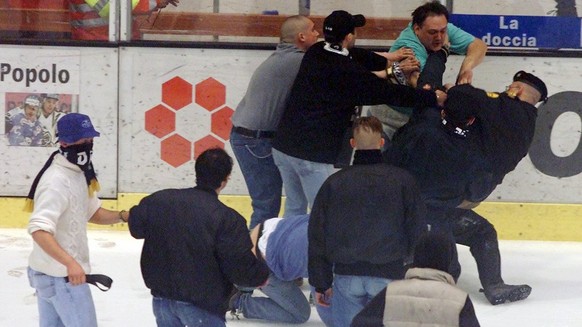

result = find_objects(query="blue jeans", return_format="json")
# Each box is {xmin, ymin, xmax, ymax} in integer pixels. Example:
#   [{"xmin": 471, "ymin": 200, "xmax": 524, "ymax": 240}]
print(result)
[
  {"xmin": 230, "ymin": 130, "xmax": 282, "ymax": 229},
  {"xmin": 27, "ymin": 267, "xmax": 97, "ymax": 327},
  {"xmin": 240, "ymin": 272, "xmax": 310, "ymax": 323},
  {"xmin": 152, "ymin": 297, "xmax": 225, "ymax": 327},
  {"xmin": 332, "ymin": 274, "xmax": 391, "ymax": 327},
  {"xmin": 272, "ymin": 148, "xmax": 335, "ymax": 217}
]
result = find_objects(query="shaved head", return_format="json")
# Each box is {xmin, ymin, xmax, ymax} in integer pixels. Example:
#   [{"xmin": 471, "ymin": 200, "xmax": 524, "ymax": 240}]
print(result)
[{"xmin": 281, "ymin": 15, "xmax": 311, "ymax": 43}]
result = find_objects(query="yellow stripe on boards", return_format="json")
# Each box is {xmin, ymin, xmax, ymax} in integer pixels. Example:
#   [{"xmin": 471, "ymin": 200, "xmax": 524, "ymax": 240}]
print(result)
[{"xmin": 2, "ymin": 195, "xmax": 581, "ymax": 241}]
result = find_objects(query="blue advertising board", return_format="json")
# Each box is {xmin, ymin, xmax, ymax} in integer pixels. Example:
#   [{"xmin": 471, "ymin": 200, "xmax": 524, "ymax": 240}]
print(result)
[{"xmin": 450, "ymin": 14, "xmax": 582, "ymax": 50}]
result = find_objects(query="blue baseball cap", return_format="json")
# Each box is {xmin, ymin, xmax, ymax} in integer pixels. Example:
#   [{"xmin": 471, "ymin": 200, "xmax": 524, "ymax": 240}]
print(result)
[{"xmin": 56, "ymin": 113, "xmax": 100, "ymax": 143}]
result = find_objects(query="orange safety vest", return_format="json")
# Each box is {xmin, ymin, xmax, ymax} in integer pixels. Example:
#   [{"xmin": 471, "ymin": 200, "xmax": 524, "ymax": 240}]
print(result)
[{"xmin": 68, "ymin": 0, "xmax": 159, "ymax": 40}]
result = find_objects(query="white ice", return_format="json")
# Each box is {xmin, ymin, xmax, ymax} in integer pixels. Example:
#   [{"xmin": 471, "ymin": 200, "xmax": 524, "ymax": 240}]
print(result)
[{"xmin": 1, "ymin": 228, "xmax": 581, "ymax": 326}]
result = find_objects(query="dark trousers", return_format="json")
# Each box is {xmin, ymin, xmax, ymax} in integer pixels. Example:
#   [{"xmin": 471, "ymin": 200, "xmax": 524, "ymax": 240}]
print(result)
[
  {"xmin": 417, "ymin": 48, "xmax": 447, "ymax": 90},
  {"xmin": 427, "ymin": 205, "xmax": 504, "ymax": 288}
]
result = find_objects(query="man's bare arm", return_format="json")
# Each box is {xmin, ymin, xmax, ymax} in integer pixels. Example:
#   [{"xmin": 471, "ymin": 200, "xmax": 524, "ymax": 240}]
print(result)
[{"xmin": 457, "ymin": 38, "xmax": 487, "ymax": 85}]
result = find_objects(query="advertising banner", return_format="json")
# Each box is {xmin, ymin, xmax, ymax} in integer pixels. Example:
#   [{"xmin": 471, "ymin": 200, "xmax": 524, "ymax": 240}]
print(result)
[{"xmin": 450, "ymin": 14, "xmax": 582, "ymax": 50}]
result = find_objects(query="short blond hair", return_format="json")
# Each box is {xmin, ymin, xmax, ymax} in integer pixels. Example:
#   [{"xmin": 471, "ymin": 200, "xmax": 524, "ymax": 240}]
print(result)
[{"xmin": 352, "ymin": 116, "xmax": 383, "ymax": 150}]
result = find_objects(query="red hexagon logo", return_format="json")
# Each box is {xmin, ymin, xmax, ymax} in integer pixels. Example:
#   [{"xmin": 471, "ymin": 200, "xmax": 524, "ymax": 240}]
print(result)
[
  {"xmin": 147, "ymin": 76, "xmax": 234, "ymax": 167},
  {"xmin": 145, "ymin": 104, "xmax": 176, "ymax": 138},
  {"xmin": 194, "ymin": 135, "xmax": 225, "ymax": 159},
  {"xmin": 161, "ymin": 134, "xmax": 192, "ymax": 168},
  {"xmin": 195, "ymin": 77, "xmax": 225, "ymax": 111},
  {"xmin": 162, "ymin": 77, "xmax": 193, "ymax": 110},
  {"xmin": 211, "ymin": 106, "xmax": 234, "ymax": 141}
]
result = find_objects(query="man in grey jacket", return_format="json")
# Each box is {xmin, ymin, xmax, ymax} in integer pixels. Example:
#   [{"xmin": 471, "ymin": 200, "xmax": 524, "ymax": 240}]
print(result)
[{"xmin": 230, "ymin": 15, "xmax": 319, "ymax": 229}]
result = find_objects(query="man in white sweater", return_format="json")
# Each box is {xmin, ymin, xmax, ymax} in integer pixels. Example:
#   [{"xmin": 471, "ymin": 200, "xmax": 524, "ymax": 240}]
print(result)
[{"xmin": 26, "ymin": 113, "xmax": 128, "ymax": 327}]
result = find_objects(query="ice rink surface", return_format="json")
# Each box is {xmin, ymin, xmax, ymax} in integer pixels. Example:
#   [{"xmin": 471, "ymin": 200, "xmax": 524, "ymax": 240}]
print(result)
[{"xmin": 1, "ymin": 228, "xmax": 581, "ymax": 326}]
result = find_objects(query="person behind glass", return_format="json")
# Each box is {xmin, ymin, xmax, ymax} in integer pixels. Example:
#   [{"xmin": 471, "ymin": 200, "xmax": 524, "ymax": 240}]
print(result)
[
  {"xmin": 369, "ymin": 0, "xmax": 488, "ymax": 139},
  {"xmin": 7, "ymin": 95, "xmax": 49, "ymax": 146},
  {"xmin": 271, "ymin": 10, "xmax": 446, "ymax": 218},
  {"xmin": 67, "ymin": 0, "xmax": 179, "ymax": 41},
  {"xmin": 351, "ymin": 232, "xmax": 480, "ymax": 327},
  {"xmin": 37, "ymin": 93, "xmax": 64, "ymax": 146},
  {"xmin": 230, "ymin": 15, "xmax": 319, "ymax": 229},
  {"xmin": 126, "ymin": 148, "xmax": 269, "ymax": 327},
  {"xmin": 308, "ymin": 116, "xmax": 426, "ymax": 327},
  {"xmin": 386, "ymin": 71, "xmax": 548, "ymax": 305},
  {"xmin": 228, "ymin": 214, "xmax": 333, "ymax": 325},
  {"xmin": 25, "ymin": 113, "xmax": 129, "ymax": 327}
]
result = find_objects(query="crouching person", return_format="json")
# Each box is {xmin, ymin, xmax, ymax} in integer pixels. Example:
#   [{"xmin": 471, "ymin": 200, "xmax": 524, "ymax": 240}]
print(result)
[
  {"xmin": 127, "ymin": 148, "xmax": 269, "ymax": 327},
  {"xmin": 352, "ymin": 232, "xmax": 480, "ymax": 327}
]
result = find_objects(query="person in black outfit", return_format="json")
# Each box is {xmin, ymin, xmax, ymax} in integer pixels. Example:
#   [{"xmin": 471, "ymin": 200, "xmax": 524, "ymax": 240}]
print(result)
[
  {"xmin": 386, "ymin": 70, "xmax": 548, "ymax": 305},
  {"xmin": 271, "ymin": 10, "xmax": 447, "ymax": 218},
  {"xmin": 351, "ymin": 232, "xmax": 480, "ymax": 327},
  {"xmin": 127, "ymin": 148, "xmax": 269, "ymax": 326},
  {"xmin": 309, "ymin": 116, "xmax": 426, "ymax": 327}
]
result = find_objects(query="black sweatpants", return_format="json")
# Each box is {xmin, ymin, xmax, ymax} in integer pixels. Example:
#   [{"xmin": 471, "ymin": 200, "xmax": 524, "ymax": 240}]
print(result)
[{"xmin": 427, "ymin": 205, "xmax": 504, "ymax": 288}]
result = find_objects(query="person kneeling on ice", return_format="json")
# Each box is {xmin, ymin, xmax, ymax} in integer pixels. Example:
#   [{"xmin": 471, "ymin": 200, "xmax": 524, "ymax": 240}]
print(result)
[{"xmin": 228, "ymin": 214, "xmax": 333, "ymax": 325}]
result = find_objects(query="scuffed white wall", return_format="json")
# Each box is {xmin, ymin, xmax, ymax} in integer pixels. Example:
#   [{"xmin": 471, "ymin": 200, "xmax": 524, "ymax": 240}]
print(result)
[{"xmin": 115, "ymin": 47, "xmax": 582, "ymax": 203}]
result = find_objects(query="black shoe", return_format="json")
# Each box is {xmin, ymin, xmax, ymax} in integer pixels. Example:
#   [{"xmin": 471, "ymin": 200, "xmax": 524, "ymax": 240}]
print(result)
[{"xmin": 481, "ymin": 283, "xmax": 532, "ymax": 305}]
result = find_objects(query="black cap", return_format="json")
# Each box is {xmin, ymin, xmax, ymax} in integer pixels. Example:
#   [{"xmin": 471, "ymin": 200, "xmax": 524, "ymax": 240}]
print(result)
[
  {"xmin": 513, "ymin": 71, "xmax": 548, "ymax": 102},
  {"xmin": 323, "ymin": 10, "xmax": 366, "ymax": 43}
]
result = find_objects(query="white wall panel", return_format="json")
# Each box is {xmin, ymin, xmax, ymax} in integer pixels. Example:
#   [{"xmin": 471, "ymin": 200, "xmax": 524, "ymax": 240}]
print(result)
[
  {"xmin": 118, "ymin": 46, "xmax": 269, "ymax": 195},
  {"xmin": 0, "ymin": 45, "xmax": 118, "ymax": 198}
]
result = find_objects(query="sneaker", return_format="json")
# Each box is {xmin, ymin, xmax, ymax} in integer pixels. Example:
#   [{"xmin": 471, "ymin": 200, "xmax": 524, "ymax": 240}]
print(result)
[
  {"xmin": 227, "ymin": 289, "xmax": 242, "ymax": 319},
  {"xmin": 481, "ymin": 283, "xmax": 532, "ymax": 305},
  {"xmin": 227, "ymin": 289, "xmax": 252, "ymax": 320}
]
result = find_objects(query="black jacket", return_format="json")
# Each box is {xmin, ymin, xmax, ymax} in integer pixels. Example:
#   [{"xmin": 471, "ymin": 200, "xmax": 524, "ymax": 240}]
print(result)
[
  {"xmin": 457, "ymin": 86, "xmax": 537, "ymax": 186},
  {"xmin": 128, "ymin": 186, "xmax": 269, "ymax": 317},
  {"xmin": 386, "ymin": 107, "xmax": 494, "ymax": 207},
  {"xmin": 273, "ymin": 41, "xmax": 437, "ymax": 164},
  {"xmin": 387, "ymin": 85, "xmax": 537, "ymax": 207},
  {"xmin": 308, "ymin": 151, "xmax": 426, "ymax": 292}
]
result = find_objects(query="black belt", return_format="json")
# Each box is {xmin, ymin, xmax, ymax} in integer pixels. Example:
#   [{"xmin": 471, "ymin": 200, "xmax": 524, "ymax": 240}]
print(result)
[
  {"xmin": 65, "ymin": 274, "xmax": 113, "ymax": 292},
  {"xmin": 233, "ymin": 126, "xmax": 275, "ymax": 139}
]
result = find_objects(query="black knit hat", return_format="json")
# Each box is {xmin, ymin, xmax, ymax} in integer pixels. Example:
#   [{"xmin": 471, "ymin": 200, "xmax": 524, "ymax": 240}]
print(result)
[
  {"xmin": 413, "ymin": 232, "xmax": 453, "ymax": 273},
  {"xmin": 513, "ymin": 70, "xmax": 548, "ymax": 102}
]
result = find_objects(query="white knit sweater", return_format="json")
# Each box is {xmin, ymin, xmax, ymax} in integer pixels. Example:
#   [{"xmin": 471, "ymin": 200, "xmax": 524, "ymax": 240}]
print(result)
[{"xmin": 28, "ymin": 155, "xmax": 101, "ymax": 277}]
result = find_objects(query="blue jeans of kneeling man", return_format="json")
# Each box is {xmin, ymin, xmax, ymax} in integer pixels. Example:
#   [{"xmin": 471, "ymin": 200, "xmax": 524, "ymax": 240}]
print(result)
[{"xmin": 240, "ymin": 272, "xmax": 311, "ymax": 323}]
